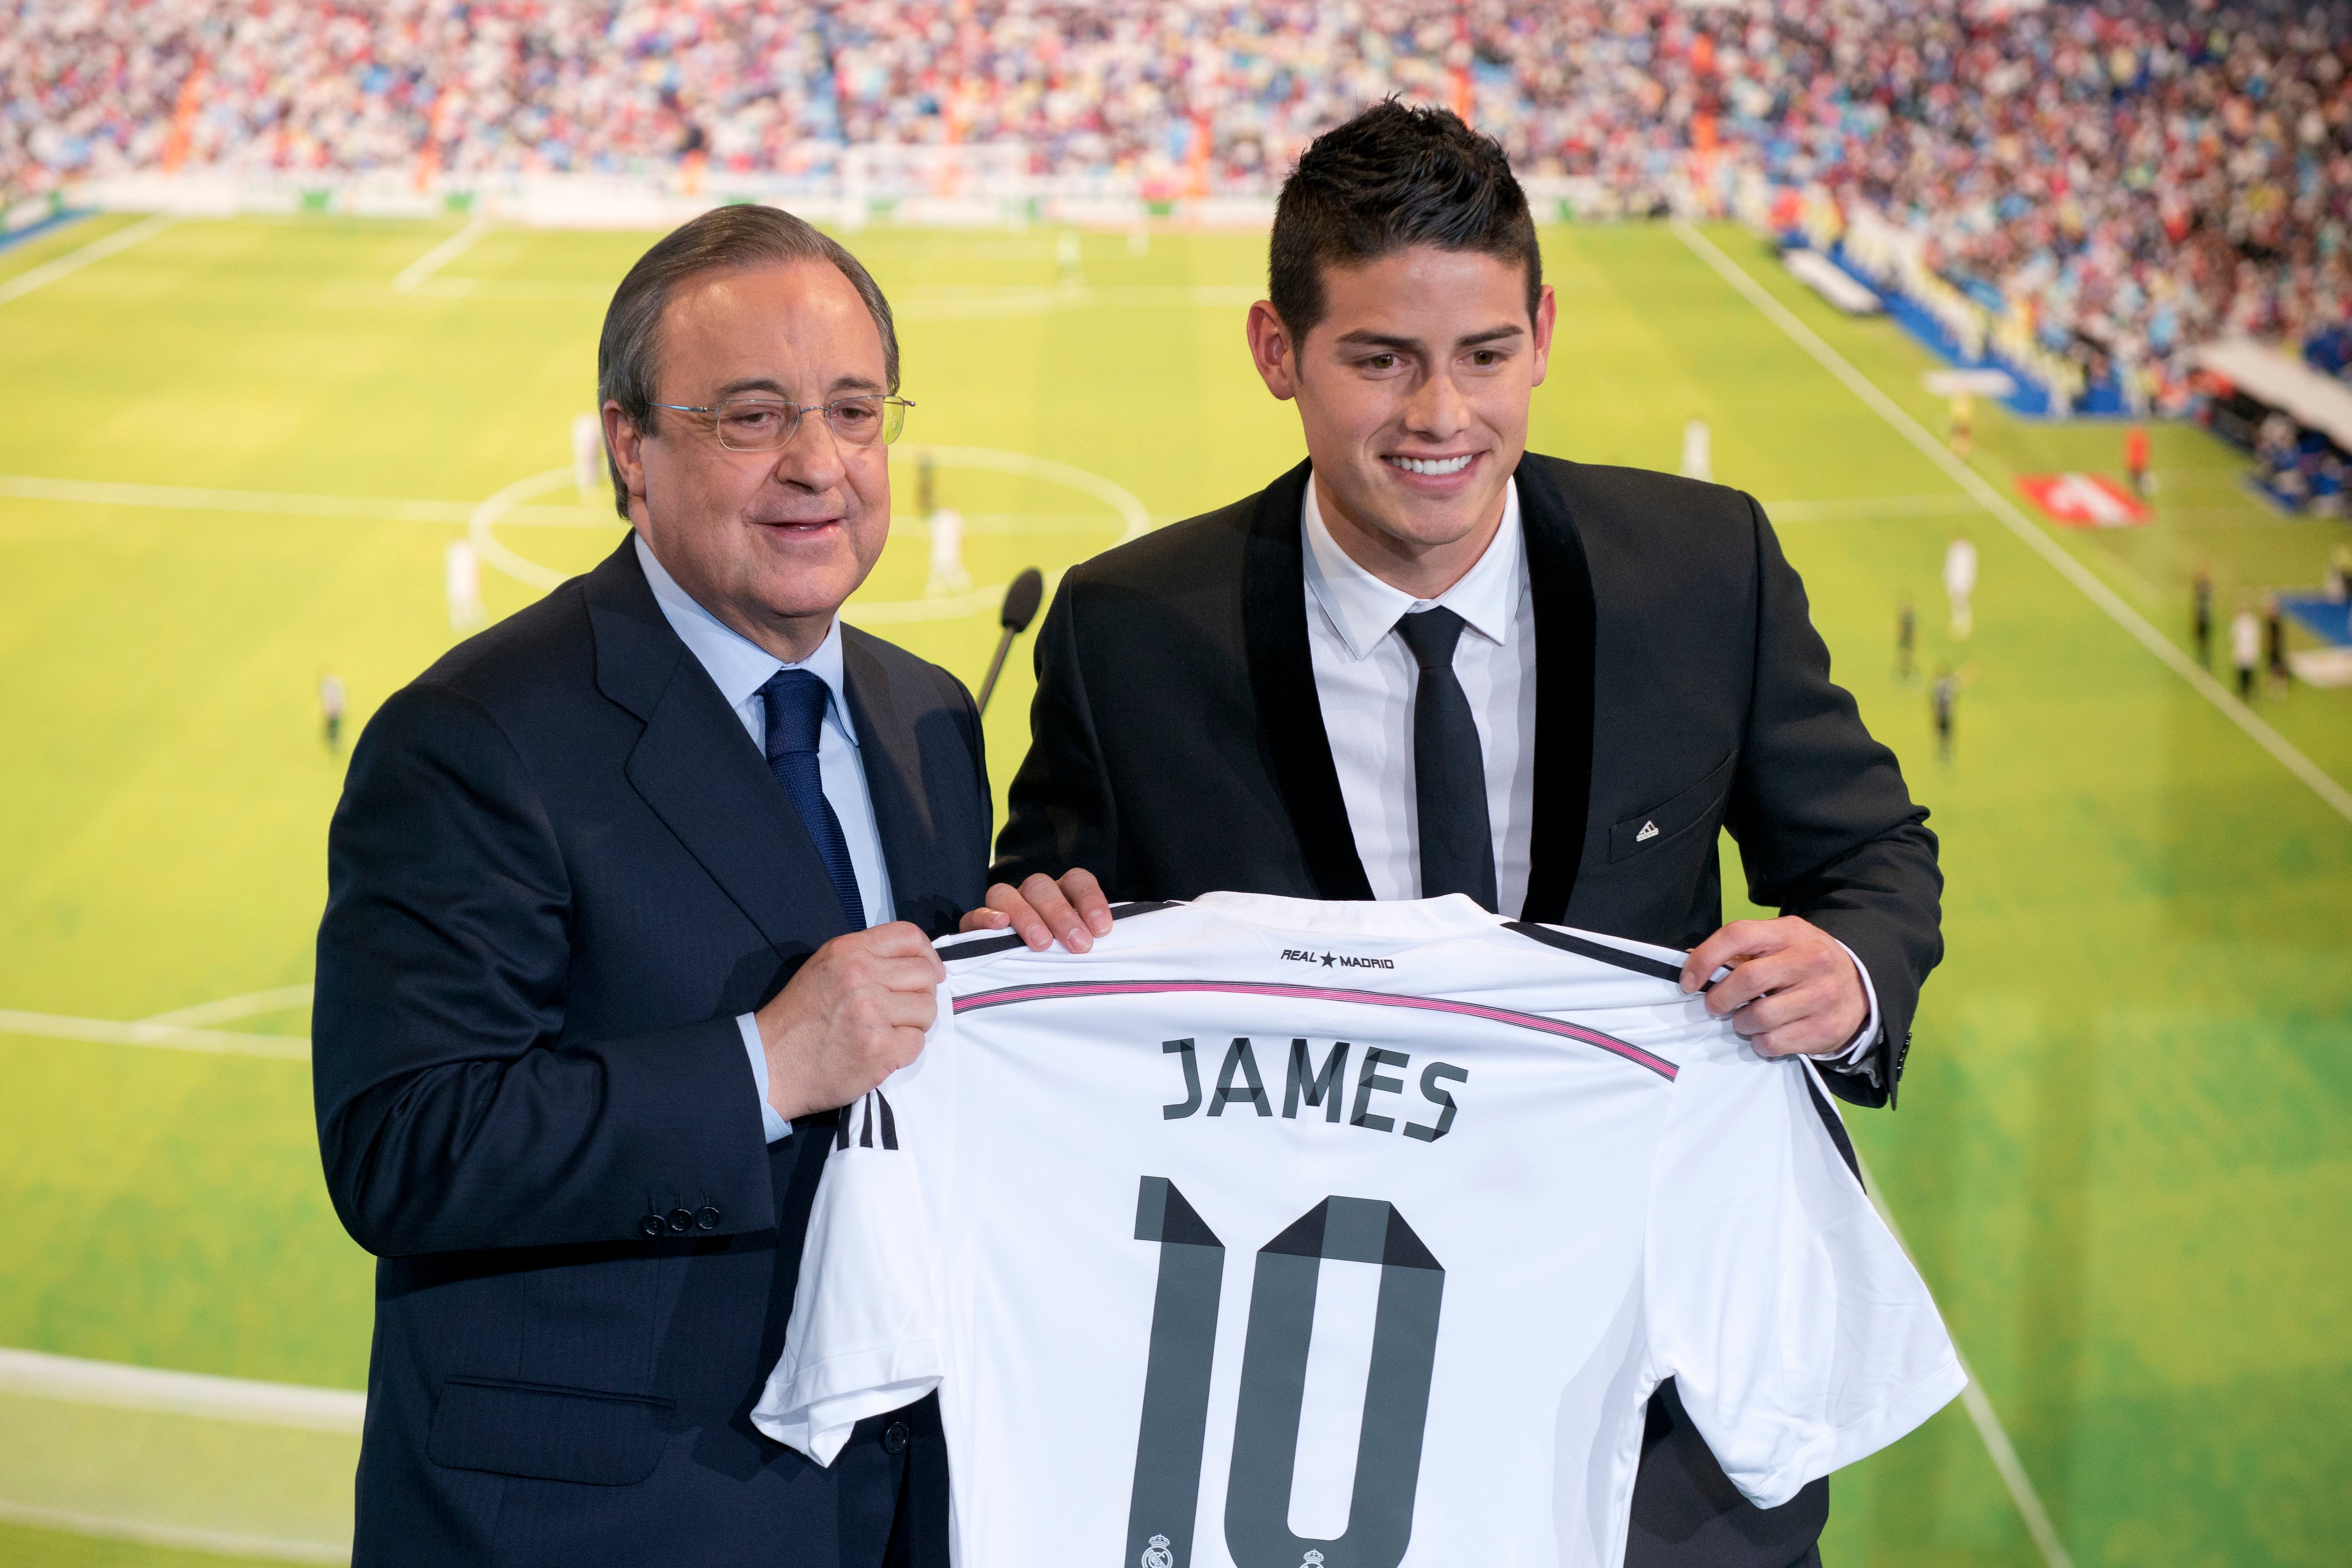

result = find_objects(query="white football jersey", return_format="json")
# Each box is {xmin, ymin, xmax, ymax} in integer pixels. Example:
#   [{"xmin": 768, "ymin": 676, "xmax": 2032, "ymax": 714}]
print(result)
[{"xmin": 754, "ymin": 893, "xmax": 1963, "ymax": 1568}]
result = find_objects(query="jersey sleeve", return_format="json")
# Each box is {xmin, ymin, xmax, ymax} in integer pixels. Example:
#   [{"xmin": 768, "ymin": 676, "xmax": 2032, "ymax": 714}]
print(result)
[
  {"xmin": 1642, "ymin": 1042, "xmax": 1965, "ymax": 1508},
  {"xmin": 749, "ymin": 1007, "xmax": 959, "ymax": 1466}
]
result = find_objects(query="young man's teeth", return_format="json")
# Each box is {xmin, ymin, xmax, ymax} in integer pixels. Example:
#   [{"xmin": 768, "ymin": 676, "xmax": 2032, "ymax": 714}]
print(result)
[{"xmin": 1389, "ymin": 455, "xmax": 1471, "ymax": 476}]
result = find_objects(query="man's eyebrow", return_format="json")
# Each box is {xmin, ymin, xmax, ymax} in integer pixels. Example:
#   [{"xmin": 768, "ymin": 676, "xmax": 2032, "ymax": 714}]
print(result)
[
  {"xmin": 1456, "ymin": 325, "xmax": 1527, "ymax": 348},
  {"xmin": 1329, "ymin": 324, "xmax": 1525, "ymax": 352},
  {"xmin": 708, "ymin": 373, "xmax": 887, "ymax": 401}
]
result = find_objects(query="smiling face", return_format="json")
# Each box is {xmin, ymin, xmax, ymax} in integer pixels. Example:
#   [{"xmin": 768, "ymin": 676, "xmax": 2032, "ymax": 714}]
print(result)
[
  {"xmin": 1248, "ymin": 246, "xmax": 1554, "ymax": 599},
  {"xmin": 604, "ymin": 260, "xmax": 892, "ymax": 662}
]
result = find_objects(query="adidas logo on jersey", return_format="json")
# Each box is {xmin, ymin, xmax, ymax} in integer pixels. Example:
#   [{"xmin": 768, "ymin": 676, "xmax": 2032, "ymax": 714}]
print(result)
[{"xmin": 1635, "ymin": 820, "xmax": 1661, "ymax": 842}]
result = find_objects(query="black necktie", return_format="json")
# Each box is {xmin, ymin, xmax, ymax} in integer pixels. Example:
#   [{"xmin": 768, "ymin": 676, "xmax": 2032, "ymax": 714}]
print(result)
[
  {"xmin": 1395, "ymin": 607, "xmax": 1498, "ymax": 911},
  {"xmin": 759, "ymin": 669, "xmax": 867, "ymax": 930}
]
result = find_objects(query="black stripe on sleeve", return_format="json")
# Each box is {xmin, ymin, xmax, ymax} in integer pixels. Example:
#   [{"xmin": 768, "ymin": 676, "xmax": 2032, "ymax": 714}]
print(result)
[
  {"xmin": 938, "ymin": 931, "xmax": 1029, "ymax": 963},
  {"xmin": 1802, "ymin": 1068, "xmax": 1866, "ymax": 1190},
  {"xmin": 938, "ymin": 900, "xmax": 1185, "ymax": 965},
  {"xmin": 875, "ymin": 1089, "xmax": 899, "ymax": 1151},
  {"xmin": 1503, "ymin": 921, "xmax": 1689, "ymax": 986}
]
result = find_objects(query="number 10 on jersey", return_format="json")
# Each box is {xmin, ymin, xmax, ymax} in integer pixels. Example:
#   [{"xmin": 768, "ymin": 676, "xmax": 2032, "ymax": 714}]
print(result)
[{"xmin": 1126, "ymin": 1176, "xmax": 1445, "ymax": 1568}]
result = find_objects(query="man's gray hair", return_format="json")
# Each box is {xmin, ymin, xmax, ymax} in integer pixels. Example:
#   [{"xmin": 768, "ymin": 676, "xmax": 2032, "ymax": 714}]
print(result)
[{"xmin": 596, "ymin": 205, "xmax": 901, "ymax": 518}]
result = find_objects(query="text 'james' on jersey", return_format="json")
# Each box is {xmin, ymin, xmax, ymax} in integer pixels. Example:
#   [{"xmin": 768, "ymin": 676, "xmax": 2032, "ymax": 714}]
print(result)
[{"xmin": 1159, "ymin": 1036, "xmax": 1468, "ymax": 1143}]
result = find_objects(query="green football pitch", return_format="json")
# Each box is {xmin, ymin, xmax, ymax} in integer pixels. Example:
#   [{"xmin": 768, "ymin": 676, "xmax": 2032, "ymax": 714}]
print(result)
[{"xmin": 0, "ymin": 209, "xmax": 2345, "ymax": 1568}]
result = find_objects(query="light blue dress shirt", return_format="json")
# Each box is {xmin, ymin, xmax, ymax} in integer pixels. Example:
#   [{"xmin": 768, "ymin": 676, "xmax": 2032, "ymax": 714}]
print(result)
[{"xmin": 634, "ymin": 534, "xmax": 898, "ymax": 1143}]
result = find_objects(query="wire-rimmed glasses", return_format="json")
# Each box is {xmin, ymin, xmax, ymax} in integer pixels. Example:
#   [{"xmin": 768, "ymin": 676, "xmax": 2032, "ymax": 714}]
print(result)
[{"xmin": 652, "ymin": 394, "xmax": 914, "ymax": 451}]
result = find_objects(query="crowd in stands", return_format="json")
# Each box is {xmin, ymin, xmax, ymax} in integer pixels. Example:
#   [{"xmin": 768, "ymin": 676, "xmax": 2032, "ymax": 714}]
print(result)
[{"xmin": 7, "ymin": 0, "xmax": 2351, "ymax": 409}]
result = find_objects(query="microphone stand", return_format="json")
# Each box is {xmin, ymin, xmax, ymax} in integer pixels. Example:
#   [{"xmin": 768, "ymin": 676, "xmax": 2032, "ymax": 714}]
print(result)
[{"xmin": 977, "ymin": 567, "xmax": 1046, "ymax": 715}]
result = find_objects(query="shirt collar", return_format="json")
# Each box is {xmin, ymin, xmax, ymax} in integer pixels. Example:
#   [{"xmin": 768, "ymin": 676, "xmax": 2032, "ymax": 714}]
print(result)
[
  {"xmin": 1301, "ymin": 474, "xmax": 1525, "ymax": 662},
  {"xmin": 632, "ymin": 533, "xmax": 857, "ymax": 744}
]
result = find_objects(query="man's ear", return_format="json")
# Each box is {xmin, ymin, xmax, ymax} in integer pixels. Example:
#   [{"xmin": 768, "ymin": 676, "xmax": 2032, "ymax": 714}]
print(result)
[
  {"xmin": 602, "ymin": 400, "xmax": 651, "ymax": 524},
  {"xmin": 1245, "ymin": 301, "xmax": 1300, "ymax": 401},
  {"xmin": 1528, "ymin": 283, "xmax": 1557, "ymax": 389}
]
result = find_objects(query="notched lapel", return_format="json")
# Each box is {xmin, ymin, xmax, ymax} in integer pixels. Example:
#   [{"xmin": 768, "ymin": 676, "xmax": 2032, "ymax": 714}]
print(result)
[
  {"xmin": 625, "ymin": 663, "xmax": 853, "ymax": 954},
  {"xmin": 1241, "ymin": 460, "xmax": 1373, "ymax": 901},
  {"xmin": 587, "ymin": 540, "xmax": 851, "ymax": 955}
]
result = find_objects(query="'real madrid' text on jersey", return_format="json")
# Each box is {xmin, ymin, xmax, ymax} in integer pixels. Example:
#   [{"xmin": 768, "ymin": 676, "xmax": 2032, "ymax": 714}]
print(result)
[{"xmin": 1158, "ymin": 1035, "xmax": 1468, "ymax": 1142}]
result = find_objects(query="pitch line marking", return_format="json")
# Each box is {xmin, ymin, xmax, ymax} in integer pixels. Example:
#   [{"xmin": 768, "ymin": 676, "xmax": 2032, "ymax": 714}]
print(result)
[
  {"xmin": 0, "ymin": 213, "xmax": 177, "ymax": 308},
  {"xmin": 0, "ymin": 1502, "xmax": 347, "ymax": 1566},
  {"xmin": 0, "ymin": 1348, "xmax": 363, "ymax": 1434},
  {"xmin": 139, "ymin": 984, "xmax": 313, "ymax": 1029},
  {"xmin": 0, "ymin": 1008, "xmax": 307, "ymax": 1060},
  {"xmin": 392, "ymin": 215, "xmax": 492, "ymax": 293},
  {"xmin": 0, "ymin": 473, "xmax": 612, "ymax": 527},
  {"xmin": 1851, "ymin": 1153, "xmax": 2076, "ymax": 1568},
  {"xmin": 1673, "ymin": 219, "xmax": 2352, "ymax": 827},
  {"xmin": 893, "ymin": 442, "xmax": 1155, "ymax": 544},
  {"xmin": 470, "ymin": 446, "xmax": 1151, "ymax": 610}
]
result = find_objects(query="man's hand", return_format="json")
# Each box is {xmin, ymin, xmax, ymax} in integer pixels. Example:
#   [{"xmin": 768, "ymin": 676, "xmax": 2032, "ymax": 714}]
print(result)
[
  {"xmin": 755, "ymin": 923, "xmax": 945, "ymax": 1121},
  {"xmin": 960, "ymin": 869, "xmax": 1115, "ymax": 953},
  {"xmin": 1679, "ymin": 917, "xmax": 1869, "ymax": 1059}
]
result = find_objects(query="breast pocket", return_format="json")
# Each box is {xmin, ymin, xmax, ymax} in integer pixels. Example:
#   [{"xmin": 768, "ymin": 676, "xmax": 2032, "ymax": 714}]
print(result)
[{"xmin": 1609, "ymin": 751, "xmax": 1736, "ymax": 864}]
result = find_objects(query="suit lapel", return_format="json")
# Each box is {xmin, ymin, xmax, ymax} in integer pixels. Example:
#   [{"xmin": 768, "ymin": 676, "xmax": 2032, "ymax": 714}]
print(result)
[
  {"xmin": 585, "ymin": 539, "xmax": 852, "ymax": 953},
  {"xmin": 1513, "ymin": 456, "xmax": 1597, "ymax": 924},
  {"xmin": 839, "ymin": 629, "xmax": 960, "ymax": 935},
  {"xmin": 1241, "ymin": 460, "xmax": 1375, "ymax": 901}
]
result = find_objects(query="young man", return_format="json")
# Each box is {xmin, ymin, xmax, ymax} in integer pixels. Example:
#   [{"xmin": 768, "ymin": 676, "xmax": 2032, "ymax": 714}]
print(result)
[{"xmin": 972, "ymin": 103, "xmax": 1940, "ymax": 1566}]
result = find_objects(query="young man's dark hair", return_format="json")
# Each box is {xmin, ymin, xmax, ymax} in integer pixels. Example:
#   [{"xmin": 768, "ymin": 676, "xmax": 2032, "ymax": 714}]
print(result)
[{"xmin": 1268, "ymin": 99, "xmax": 1542, "ymax": 339}]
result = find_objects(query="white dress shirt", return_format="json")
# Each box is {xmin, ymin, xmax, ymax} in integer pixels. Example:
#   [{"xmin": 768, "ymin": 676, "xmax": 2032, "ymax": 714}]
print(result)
[
  {"xmin": 635, "ymin": 534, "xmax": 898, "ymax": 1141},
  {"xmin": 1300, "ymin": 478, "xmax": 1882, "ymax": 1068}
]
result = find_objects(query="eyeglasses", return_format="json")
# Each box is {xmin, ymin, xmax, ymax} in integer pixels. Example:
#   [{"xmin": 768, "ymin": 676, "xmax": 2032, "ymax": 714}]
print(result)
[{"xmin": 653, "ymin": 394, "xmax": 914, "ymax": 451}]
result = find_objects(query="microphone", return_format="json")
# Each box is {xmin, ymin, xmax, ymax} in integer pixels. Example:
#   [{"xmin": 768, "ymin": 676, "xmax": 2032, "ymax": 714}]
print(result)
[{"xmin": 977, "ymin": 567, "xmax": 1045, "ymax": 715}]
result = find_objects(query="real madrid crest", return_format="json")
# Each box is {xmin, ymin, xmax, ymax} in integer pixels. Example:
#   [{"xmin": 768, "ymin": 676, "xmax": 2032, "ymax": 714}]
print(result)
[
  {"xmin": 1300, "ymin": 1553, "xmax": 1326, "ymax": 1567},
  {"xmin": 1139, "ymin": 1534, "xmax": 1174, "ymax": 1568}
]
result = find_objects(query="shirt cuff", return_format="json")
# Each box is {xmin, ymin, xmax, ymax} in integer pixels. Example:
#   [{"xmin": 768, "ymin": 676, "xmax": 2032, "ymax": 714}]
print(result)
[
  {"xmin": 740, "ymin": 1013, "xmax": 793, "ymax": 1143},
  {"xmin": 1819, "ymin": 940, "xmax": 1883, "ymax": 1081}
]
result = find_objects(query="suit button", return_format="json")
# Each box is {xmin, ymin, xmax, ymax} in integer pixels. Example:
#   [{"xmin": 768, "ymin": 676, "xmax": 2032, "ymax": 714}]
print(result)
[
  {"xmin": 881, "ymin": 1421, "xmax": 910, "ymax": 1455},
  {"xmin": 694, "ymin": 1206, "xmax": 721, "ymax": 1231},
  {"xmin": 639, "ymin": 1215, "xmax": 665, "ymax": 1239},
  {"xmin": 666, "ymin": 1208, "xmax": 694, "ymax": 1234}
]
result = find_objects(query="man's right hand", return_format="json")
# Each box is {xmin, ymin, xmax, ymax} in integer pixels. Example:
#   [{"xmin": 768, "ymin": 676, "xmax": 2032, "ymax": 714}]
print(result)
[{"xmin": 755, "ymin": 923, "xmax": 945, "ymax": 1122}]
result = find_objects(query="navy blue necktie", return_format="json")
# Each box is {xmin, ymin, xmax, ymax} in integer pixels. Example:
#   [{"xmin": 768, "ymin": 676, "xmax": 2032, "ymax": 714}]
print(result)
[{"xmin": 759, "ymin": 669, "xmax": 866, "ymax": 930}]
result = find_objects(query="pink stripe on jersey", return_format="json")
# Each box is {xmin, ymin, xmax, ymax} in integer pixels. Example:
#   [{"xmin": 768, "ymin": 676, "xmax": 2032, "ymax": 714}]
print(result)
[{"xmin": 952, "ymin": 979, "xmax": 1679, "ymax": 1080}]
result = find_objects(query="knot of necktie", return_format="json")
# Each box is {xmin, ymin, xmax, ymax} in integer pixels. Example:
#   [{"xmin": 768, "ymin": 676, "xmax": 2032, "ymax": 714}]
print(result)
[
  {"xmin": 1396, "ymin": 605, "xmax": 1469, "ymax": 670},
  {"xmin": 760, "ymin": 668, "xmax": 830, "ymax": 761}
]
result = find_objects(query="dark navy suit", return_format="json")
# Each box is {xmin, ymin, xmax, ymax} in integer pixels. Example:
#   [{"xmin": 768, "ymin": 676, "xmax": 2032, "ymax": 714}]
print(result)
[{"xmin": 315, "ymin": 538, "xmax": 987, "ymax": 1566}]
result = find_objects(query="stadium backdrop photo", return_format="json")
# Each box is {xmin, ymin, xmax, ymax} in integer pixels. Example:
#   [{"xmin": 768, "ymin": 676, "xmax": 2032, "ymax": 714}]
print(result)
[{"xmin": 3, "ymin": 3, "xmax": 2350, "ymax": 1567}]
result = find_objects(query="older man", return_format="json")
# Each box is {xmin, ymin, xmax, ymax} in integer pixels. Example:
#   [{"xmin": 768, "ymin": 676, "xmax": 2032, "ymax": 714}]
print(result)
[{"xmin": 314, "ymin": 207, "xmax": 976, "ymax": 1567}]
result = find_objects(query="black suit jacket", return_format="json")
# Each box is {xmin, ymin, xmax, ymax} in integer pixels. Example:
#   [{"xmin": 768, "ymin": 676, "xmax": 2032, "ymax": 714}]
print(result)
[
  {"xmin": 314, "ymin": 539, "xmax": 989, "ymax": 1567},
  {"xmin": 995, "ymin": 454, "xmax": 1941, "ymax": 1566}
]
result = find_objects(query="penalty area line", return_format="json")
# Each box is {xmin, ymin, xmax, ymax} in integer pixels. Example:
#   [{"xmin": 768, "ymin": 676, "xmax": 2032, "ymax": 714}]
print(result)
[
  {"xmin": 0, "ymin": 214, "xmax": 178, "ymax": 308},
  {"xmin": 1672, "ymin": 219, "xmax": 2352, "ymax": 829}
]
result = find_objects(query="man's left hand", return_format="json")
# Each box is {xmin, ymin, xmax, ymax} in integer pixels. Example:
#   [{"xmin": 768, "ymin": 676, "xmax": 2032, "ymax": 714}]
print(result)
[
  {"xmin": 961, "ymin": 869, "xmax": 1115, "ymax": 953},
  {"xmin": 1679, "ymin": 917, "xmax": 1868, "ymax": 1058}
]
